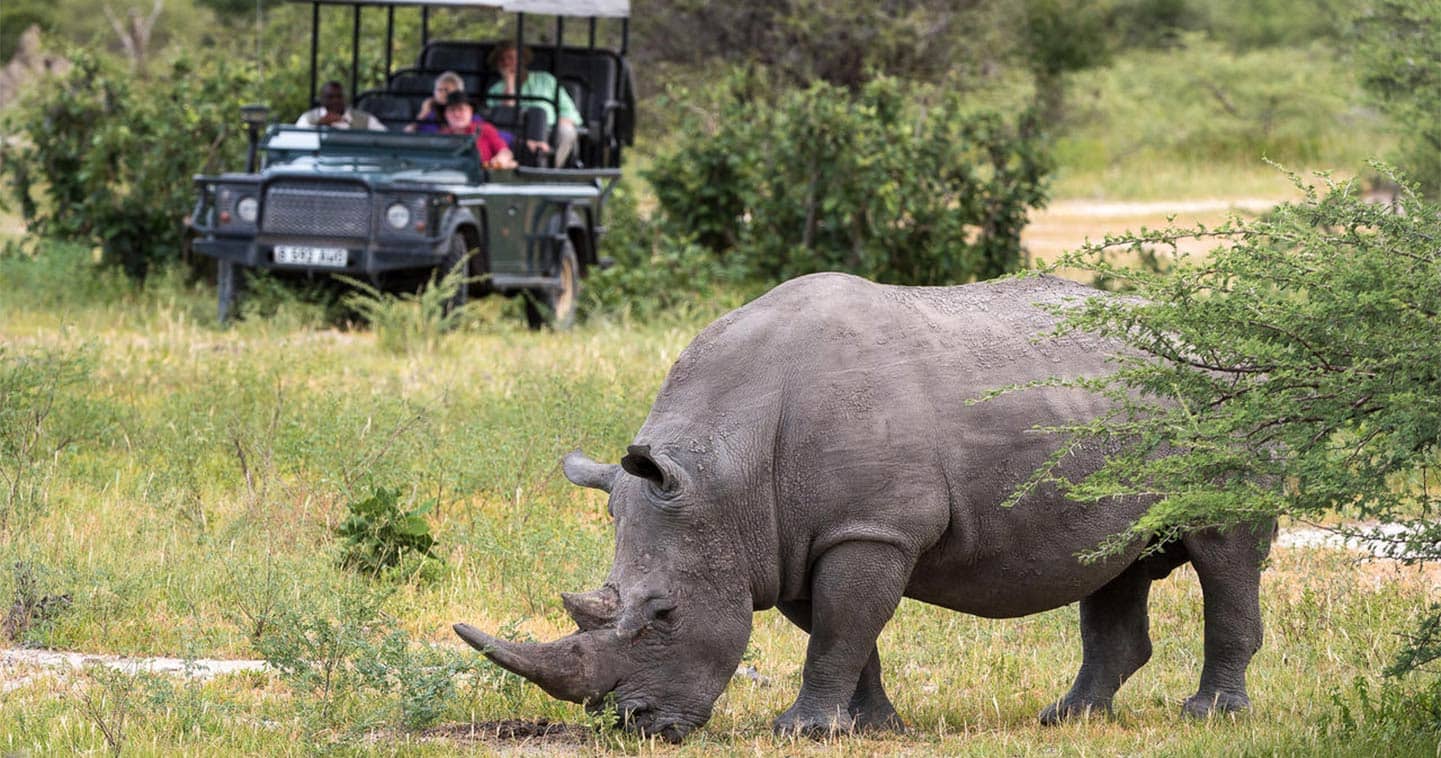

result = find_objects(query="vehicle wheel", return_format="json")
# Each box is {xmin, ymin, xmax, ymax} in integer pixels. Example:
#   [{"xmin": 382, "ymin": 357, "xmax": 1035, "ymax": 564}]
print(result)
[
  {"xmin": 439, "ymin": 232, "xmax": 470, "ymax": 316},
  {"xmin": 524, "ymin": 238, "xmax": 580, "ymax": 331},
  {"xmin": 217, "ymin": 261, "xmax": 243, "ymax": 324}
]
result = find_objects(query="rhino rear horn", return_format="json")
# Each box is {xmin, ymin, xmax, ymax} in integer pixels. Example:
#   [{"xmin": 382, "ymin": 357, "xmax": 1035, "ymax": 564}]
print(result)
[
  {"xmin": 562, "ymin": 586, "xmax": 620, "ymax": 631},
  {"xmin": 562, "ymin": 450, "xmax": 621, "ymax": 493}
]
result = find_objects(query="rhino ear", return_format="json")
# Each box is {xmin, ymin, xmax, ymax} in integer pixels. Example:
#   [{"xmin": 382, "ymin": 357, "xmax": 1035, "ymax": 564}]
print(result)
[
  {"xmin": 562, "ymin": 450, "xmax": 620, "ymax": 493},
  {"xmin": 621, "ymin": 444, "xmax": 682, "ymax": 494}
]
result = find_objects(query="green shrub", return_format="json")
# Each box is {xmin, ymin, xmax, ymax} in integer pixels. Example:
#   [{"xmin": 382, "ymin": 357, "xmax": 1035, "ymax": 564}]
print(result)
[
  {"xmin": 0, "ymin": 51, "xmax": 265, "ymax": 279},
  {"xmin": 256, "ymin": 582, "xmax": 477, "ymax": 734},
  {"xmin": 335, "ymin": 487, "xmax": 440, "ymax": 577},
  {"xmin": 646, "ymin": 71, "xmax": 1051, "ymax": 286},
  {"xmin": 583, "ymin": 176, "xmax": 748, "ymax": 322}
]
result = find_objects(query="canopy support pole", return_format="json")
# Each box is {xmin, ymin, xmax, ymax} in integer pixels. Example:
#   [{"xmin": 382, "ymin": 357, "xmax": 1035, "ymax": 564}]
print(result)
[
  {"xmin": 308, "ymin": 2, "xmax": 320, "ymax": 106},
  {"xmin": 350, "ymin": 5, "xmax": 361, "ymax": 99}
]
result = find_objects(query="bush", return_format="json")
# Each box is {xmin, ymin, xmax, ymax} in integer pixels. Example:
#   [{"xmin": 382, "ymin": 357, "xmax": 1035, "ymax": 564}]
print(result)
[
  {"xmin": 335, "ymin": 487, "xmax": 441, "ymax": 577},
  {"xmin": 0, "ymin": 51, "xmax": 267, "ymax": 279},
  {"xmin": 583, "ymin": 176, "xmax": 748, "ymax": 322},
  {"xmin": 645, "ymin": 72, "xmax": 1051, "ymax": 287}
]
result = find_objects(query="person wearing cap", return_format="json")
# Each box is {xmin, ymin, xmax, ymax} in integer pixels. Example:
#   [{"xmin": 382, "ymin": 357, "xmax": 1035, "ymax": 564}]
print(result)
[
  {"xmin": 295, "ymin": 80, "xmax": 386, "ymax": 131},
  {"xmin": 487, "ymin": 41, "xmax": 580, "ymax": 167},
  {"xmin": 406, "ymin": 70, "xmax": 465, "ymax": 133},
  {"xmin": 439, "ymin": 91, "xmax": 517, "ymax": 170}
]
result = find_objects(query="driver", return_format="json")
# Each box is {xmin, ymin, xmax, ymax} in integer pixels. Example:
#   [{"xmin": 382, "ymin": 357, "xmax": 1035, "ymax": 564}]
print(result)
[{"xmin": 295, "ymin": 81, "xmax": 386, "ymax": 131}]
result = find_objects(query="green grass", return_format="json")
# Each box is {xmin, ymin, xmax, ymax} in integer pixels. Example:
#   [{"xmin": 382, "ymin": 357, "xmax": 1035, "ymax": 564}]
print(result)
[
  {"xmin": 1047, "ymin": 36, "xmax": 1396, "ymax": 202},
  {"xmin": 0, "ymin": 243, "xmax": 1436, "ymax": 754}
]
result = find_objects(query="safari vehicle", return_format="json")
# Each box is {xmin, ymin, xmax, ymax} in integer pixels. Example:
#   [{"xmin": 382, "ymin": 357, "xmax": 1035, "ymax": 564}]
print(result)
[{"xmin": 188, "ymin": 0, "xmax": 635, "ymax": 328}]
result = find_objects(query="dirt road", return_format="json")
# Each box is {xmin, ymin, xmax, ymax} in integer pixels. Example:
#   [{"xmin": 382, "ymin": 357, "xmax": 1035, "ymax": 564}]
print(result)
[{"xmin": 1022, "ymin": 196, "xmax": 1285, "ymax": 265}]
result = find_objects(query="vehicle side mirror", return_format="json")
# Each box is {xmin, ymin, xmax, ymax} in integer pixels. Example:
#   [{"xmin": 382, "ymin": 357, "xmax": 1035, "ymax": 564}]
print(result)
[{"xmin": 241, "ymin": 105, "xmax": 270, "ymax": 172}]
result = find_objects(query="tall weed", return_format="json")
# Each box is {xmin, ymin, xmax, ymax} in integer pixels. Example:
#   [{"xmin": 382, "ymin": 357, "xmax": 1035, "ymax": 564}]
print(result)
[
  {"xmin": 0, "ymin": 344, "xmax": 93, "ymax": 534},
  {"xmin": 337, "ymin": 257, "xmax": 480, "ymax": 354}
]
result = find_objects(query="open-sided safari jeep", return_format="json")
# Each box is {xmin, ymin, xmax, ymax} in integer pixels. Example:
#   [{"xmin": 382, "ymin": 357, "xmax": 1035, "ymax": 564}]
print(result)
[{"xmin": 188, "ymin": 0, "xmax": 635, "ymax": 328}]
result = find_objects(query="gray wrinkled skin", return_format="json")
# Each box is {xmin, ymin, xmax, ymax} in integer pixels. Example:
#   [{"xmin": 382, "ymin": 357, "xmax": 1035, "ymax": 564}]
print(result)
[{"xmin": 457, "ymin": 272, "xmax": 1272, "ymax": 741}]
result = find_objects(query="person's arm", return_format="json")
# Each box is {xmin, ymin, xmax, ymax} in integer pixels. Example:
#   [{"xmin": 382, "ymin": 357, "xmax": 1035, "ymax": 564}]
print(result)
[
  {"xmin": 295, "ymin": 108, "xmax": 313, "ymax": 126},
  {"xmin": 478, "ymin": 122, "xmax": 510, "ymax": 162}
]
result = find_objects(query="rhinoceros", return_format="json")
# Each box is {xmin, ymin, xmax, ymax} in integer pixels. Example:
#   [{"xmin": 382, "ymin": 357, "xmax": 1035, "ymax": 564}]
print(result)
[{"xmin": 455, "ymin": 272, "xmax": 1272, "ymax": 741}]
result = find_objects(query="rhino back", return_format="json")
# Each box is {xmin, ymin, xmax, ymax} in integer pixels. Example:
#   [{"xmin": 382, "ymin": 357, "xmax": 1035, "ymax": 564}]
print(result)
[{"xmin": 639, "ymin": 273, "xmax": 1150, "ymax": 616}]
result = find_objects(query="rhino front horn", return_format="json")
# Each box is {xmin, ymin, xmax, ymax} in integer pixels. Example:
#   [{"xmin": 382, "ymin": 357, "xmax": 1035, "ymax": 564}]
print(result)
[
  {"xmin": 453, "ymin": 623, "xmax": 624, "ymax": 704},
  {"xmin": 562, "ymin": 586, "xmax": 620, "ymax": 631}
]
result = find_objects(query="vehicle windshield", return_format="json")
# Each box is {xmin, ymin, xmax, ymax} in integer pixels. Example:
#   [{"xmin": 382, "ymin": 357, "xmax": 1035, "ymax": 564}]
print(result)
[{"xmin": 262, "ymin": 126, "xmax": 483, "ymax": 183}]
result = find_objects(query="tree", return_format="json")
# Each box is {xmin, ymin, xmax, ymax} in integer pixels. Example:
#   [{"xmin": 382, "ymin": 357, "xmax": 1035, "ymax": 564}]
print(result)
[
  {"xmin": 632, "ymin": 0, "xmax": 1010, "ymax": 90},
  {"xmin": 1030, "ymin": 168, "xmax": 1440, "ymax": 721},
  {"xmin": 1351, "ymin": 0, "xmax": 1441, "ymax": 197}
]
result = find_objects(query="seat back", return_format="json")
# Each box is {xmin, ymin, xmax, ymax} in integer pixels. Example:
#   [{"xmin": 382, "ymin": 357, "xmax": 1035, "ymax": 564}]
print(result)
[
  {"xmin": 354, "ymin": 91, "xmax": 415, "ymax": 131},
  {"xmin": 418, "ymin": 41, "xmax": 490, "ymax": 73}
]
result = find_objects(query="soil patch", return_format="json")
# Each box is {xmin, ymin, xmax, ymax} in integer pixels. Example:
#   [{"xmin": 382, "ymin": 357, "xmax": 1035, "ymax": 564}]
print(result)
[{"xmin": 419, "ymin": 719, "xmax": 591, "ymax": 747}]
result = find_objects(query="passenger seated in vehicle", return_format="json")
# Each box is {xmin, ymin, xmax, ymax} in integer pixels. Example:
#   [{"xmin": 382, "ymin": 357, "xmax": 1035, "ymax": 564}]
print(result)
[
  {"xmin": 438, "ymin": 91, "xmax": 517, "ymax": 170},
  {"xmin": 406, "ymin": 70, "xmax": 464, "ymax": 133},
  {"xmin": 295, "ymin": 80, "xmax": 386, "ymax": 130},
  {"xmin": 487, "ymin": 41, "xmax": 580, "ymax": 167}
]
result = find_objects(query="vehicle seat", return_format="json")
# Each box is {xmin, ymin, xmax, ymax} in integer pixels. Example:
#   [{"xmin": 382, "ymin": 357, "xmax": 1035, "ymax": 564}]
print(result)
[{"xmin": 355, "ymin": 91, "xmax": 414, "ymax": 131}]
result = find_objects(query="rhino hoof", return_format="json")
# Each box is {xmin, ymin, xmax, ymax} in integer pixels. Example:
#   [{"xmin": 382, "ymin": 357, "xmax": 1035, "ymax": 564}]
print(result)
[
  {"xmin": 1182, "ymin": 692, "xmax": 1250, "ymax": 719},
  {"xmin": 772, "ymin": 706, "xmax": 855, "ymax": 739},
  {"xmin": 1039, "ymin": 699, "xmax": 1111, "ymax": 725}
]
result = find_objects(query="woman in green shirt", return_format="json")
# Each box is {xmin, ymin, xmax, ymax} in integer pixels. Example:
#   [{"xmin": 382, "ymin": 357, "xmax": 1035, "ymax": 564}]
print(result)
[{"xmin": 488, "ymin": 42, "xmax": 581, "ymax": 167}]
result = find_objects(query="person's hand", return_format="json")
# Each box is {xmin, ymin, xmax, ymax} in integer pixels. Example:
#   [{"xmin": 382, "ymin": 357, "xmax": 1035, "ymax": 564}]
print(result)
[
  {"xmin": 316, "ymin": 110, "xmax": 345, "ymax": 126},
  {"xmin": 525, "ymin": 139, "xmax": 551, "ymax": 154},
  {"xmin": 416, "ymin": 98, "xmax": 435, "ymax": 120},
  {"xmin": 483, "ymin": 151, "xmax": 518, "ymax": 171}
]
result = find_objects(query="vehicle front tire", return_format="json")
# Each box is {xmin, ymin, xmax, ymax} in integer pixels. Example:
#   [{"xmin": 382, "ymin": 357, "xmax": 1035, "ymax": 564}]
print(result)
[
  {"xmin": 439, "ymin": 232, "xmax": 471, "ymax": 316},
  {"xmin": 524, "ymin": 238, "xmax": 580, "ymax": 331}
]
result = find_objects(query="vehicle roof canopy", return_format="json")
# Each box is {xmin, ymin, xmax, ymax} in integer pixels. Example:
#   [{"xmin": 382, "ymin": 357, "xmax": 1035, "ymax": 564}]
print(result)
[{"xmin": 286, "ymin": 0, "xmax": 629, "ymax": 18}]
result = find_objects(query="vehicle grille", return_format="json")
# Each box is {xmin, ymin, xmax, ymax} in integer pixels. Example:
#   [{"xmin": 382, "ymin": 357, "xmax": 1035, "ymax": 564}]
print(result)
[{"xmin": 262, "ymin": 182, "xmax": 370, "ymax": 237}]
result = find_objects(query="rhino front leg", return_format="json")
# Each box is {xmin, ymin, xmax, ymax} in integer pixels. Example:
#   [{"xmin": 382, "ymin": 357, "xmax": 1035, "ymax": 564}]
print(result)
[
  {"xmin": 774, "ymin": 541, "xmax": 911, "ymax": 737},
  {"xmin": 776, "ymin": 599, "xmax": 904, "ymax": 732},
  {"xmin": 1180, "ymin": 523, "xmax": 1271, "ymax": 718},
  {"xmin": 1041, "ymin": 560, "xmax": 1154, "ymax": 724}
]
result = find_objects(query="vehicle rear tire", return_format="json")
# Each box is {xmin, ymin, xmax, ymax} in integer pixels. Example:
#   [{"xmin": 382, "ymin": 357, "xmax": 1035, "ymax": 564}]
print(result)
[
  {"xmin": 524, "ymin": 238, "xmax": 580, "ymax": 331},
  {"xmin": 217, "ymin": 261, "xmax": 242, "ymax": 324},
  {"xmin": 439, "ymin": 232, "xmax": 470, "ymax": 316}
]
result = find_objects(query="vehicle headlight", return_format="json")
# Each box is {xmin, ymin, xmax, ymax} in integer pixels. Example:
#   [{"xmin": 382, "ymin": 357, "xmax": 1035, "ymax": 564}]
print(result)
[
  {"xmin": 236, "ymin": 196, "xmax": 259, "ymax": 223},
  {"xmin": 385, "ymin": 202, "xmax": 411, "ymax": 230}
]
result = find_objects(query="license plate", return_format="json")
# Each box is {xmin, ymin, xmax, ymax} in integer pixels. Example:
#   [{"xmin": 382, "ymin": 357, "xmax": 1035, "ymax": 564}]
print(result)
[{"xmin": 273, "ymin": 245, "xmax": 348, "ymax": 267}]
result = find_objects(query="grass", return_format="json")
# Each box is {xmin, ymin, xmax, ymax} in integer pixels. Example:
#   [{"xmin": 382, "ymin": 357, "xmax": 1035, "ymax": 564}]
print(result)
[{"xmin": 0, "ymin": 242, "xmax": 1437, "ymax": 754}]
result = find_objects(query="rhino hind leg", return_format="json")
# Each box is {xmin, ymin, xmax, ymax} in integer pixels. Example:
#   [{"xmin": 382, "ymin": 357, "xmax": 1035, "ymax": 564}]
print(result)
[
  {"xmin": 773, "ymin": 542, "xmax": 911, "ymax": 737},
  {"xmin": 777, "ymin": 600, "xmax": 905, "ymax": 733},
  {"xmin": 1041, "ymin": 560, "xmax": 1155, "ymax": 725},
  {"xmin": 1179, "ymin": 522, "xmax": 1272, "ymax": 719}
]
